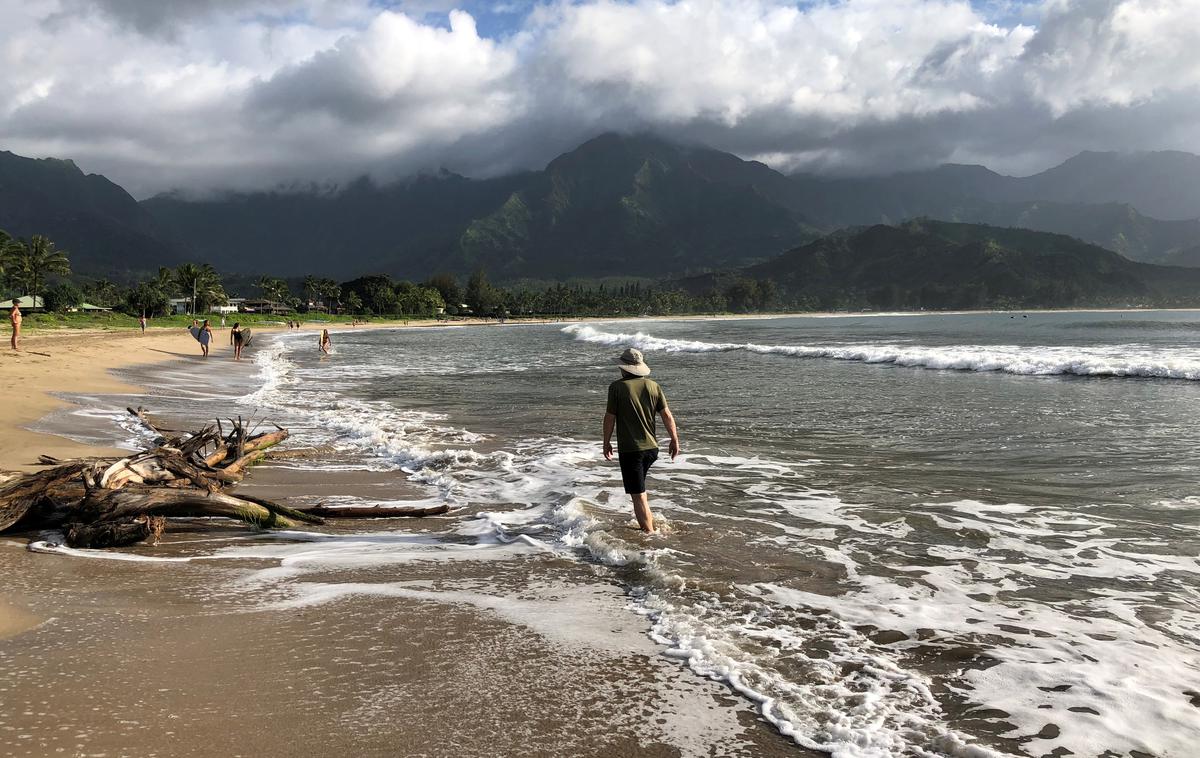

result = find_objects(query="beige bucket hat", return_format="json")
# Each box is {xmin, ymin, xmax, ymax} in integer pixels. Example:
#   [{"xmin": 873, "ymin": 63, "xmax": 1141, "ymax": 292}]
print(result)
[{"xmin": 617, "ymin": 347, "xmax": 651, "ymax": 376}]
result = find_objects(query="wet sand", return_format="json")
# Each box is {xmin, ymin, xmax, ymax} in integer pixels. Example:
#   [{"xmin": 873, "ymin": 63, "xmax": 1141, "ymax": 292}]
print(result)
[
  {"xmin": 0, "ymin": 528, "xmax": 799, "ymax": 757},
  {"xmin": 0, "ymin": 318, "xmax": 507, "ymax": 472},
  {"xmin": 0, "ymin": 324, "xmax": 805, "ymax": 758}
]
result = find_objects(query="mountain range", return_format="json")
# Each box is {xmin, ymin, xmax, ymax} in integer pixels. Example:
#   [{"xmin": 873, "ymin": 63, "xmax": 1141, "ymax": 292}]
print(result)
[
  {"xmin": 3, "ymin": 134, "xmax": 1200, "ymax": 282},
  {"xmin": 682, "ymin": 220, "xmax": 1200, "ymax": 310},
  {"xmin": 0, "ymin": 150, "xmax": 180, "ymax": 276}
]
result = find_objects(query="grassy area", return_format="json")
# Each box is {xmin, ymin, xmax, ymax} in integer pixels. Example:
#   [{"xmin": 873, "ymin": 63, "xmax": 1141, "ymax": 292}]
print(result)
[{"xmin": 20, "ymin": 311, "xmax": 367, "ymax": 331}]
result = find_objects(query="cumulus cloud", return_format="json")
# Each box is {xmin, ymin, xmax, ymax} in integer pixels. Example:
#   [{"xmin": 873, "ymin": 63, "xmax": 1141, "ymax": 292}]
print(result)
[
  {"xmin": 249, "ymin": 11, "xmax": 519, "ymax": 151},
  {"xmin": 0, "ymin": 0, "xmax": 1196, "ymax": 196}
]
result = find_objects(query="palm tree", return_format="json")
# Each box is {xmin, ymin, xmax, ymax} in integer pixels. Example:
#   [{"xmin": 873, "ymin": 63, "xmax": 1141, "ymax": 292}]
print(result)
[
  {"xmin": 302, "ymin": 275, "xmax": 318, "ymax": 309},
  {"xmin": 155, "ymin": 266, "xmax": 175, "ymax": 293},
  {"xmin": 174, "ymin": 263, "xmax": 224, "ymax": 314},
  {"xmin": 318, "ymin": 278, "xmax": 340, "ymax": 313},
  {"xmin": 256, "ymin": 276, "xmax": 290, "ymax": 304},
  {"xmin": 2, "ymin": 235, "xmax": 71, "ymax": 306},
  {"xmin": 0, "ymin": 229, "xmax": 12, "ymax": 286},
  {"xmin": 84, "ymin": 278, "xmax": 120, "ymax": 307}
]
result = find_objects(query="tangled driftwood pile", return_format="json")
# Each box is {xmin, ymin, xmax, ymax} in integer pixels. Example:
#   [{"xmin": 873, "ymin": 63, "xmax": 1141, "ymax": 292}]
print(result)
[{"xmin": 0, "ymin": 407, "xmax": 447, "ymax": 549}]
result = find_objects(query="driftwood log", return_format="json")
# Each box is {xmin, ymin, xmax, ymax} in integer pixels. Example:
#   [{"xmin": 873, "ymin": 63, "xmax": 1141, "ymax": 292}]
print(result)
[
  {"xmin": 0, "ymin": 407, "xmax": 448, "ymax": 549},
  {"xmin": 299, "ymin": 503, "xmax": 450, "ymax": 518}
]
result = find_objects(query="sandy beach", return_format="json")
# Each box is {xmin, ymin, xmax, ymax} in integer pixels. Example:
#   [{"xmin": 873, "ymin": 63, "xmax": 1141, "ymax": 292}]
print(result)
[
  {"xmin": 0, "ymin": 318, "xmax": 801, "ymax": 758},
  {"xmin": 5, "ymin": 309, "xmax": 1194, "ymax": 756},
  {"xmin": 0, "ymin": 318, "xmax": 476, "ymax": 472},
  {"xmin": 0, "ymin": 329, "xmax": 184, "ymax": 470}
]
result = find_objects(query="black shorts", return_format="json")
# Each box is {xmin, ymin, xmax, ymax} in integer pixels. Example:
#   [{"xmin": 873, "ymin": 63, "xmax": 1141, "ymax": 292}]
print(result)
[{"xmin": 618, "ymin": 449, "xmax": 659, "ymax": 494}]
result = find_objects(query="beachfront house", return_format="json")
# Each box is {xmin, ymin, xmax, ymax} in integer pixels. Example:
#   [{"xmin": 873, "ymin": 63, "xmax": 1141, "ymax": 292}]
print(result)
[
  {"xmin": 9, "ymin": 295, "xmax": 45, "ymax": 312},
  {"xmin": 68, "ymin": 303, "xmax": 112, "ymax": 313},
  {"xmin": 239, "ymin": 298, "xmax": 291, "ymax": 315},
  {"xmin": 168, "ymin": 297, "xmax": 191, "ymax": 315}
]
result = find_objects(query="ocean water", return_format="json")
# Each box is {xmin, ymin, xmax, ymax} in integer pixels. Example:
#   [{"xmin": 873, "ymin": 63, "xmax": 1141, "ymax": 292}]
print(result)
[{"xmin": 36, "ymin": 312, "xmax": 1200, "ymax": 756}]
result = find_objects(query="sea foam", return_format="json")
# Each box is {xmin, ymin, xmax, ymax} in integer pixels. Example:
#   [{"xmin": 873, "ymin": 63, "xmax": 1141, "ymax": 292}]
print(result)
[{"xmin": 562, "ymin": 324, "xmax": 1200, "ymax": 380}]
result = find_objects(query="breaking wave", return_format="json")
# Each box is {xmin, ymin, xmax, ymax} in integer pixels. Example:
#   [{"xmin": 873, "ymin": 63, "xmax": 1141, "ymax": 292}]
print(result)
[{"xmin": 562, "ymin": 324, "xmax": 1200, "ymax": 380}]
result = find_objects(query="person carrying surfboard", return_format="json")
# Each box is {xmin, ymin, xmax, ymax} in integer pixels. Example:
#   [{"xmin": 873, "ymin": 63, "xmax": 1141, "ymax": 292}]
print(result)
[
  {"xmin": 197, "ymin": 319, "xmax": 213, "ymax": 358},
  {"xmin": 601, "ymin": 347, "xmax": 681, "ymax": 534}
]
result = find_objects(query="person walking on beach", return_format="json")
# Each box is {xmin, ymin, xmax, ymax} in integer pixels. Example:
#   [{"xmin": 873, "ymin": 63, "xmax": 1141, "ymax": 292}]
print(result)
[
  {"xmin": 9, "ymin": 299, "xmax": 21, "ymax": 351},
  {"xmin": 139, "ymin": 313, "xmax": 147, "ymax": 335},
  {"xmin": 198, "ymin": 319, "xmax": 213, "ymax": 358},
  {"xmin": 319, "ymin": 329, "xmax": 332, "ymax": 355},
  {"xmin": 230, "ymin": 322, "xmax": 245, "ymax": 361},
  {"xmin": 602, "ymin": 347, "xmax": 680, "ymax": 533}
]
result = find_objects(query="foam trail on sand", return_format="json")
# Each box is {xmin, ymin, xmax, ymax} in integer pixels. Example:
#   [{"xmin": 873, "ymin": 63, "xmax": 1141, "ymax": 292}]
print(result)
[{"xmin": 562, "ymin": 324, "xmax": 1200, "ymax": 380}]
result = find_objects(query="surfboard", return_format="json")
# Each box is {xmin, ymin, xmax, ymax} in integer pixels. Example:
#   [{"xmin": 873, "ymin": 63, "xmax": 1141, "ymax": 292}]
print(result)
[
  {"xmin": 242, "ymin": 328, "xmax": 253, "ymax": 347},
  {"xmin": 188, "ymin": 326, "xmax": 202, "ymax": 342}
]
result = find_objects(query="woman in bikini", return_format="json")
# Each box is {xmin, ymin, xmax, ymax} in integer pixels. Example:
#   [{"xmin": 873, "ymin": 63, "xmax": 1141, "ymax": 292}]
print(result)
[
  {"xmin": 319, "ymin": 329, "xmax": 332, "ymax": 356},
  {"xmin": 9, "ymin": 299, "xmax": 21, "ymax": 351},
  {"xmin": 230, "ymin": 322, "xmax": 245, "ymax": 361}
]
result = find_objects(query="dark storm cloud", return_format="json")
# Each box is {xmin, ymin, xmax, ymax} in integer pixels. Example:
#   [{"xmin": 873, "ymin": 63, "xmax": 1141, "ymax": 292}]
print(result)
[{"xmin": 48, "ymin": 0, "xmax": 294, "ymax": 35}]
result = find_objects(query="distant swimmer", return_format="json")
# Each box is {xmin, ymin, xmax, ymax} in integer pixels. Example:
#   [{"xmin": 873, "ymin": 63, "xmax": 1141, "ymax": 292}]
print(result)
[
  {"xmin": 9, "ymin": 298, "xmax": 21, "ymax": 351},
  {"xmin": 602, "ymin": 347, "xmax": 681, "ymax": 534},
  {"xmin": 230, "ymin": 321, "xmax": 245, "ymax": 361},
  {"xmin": 320, "ymin": 328, "xmax": 332, "ymax": 355}
]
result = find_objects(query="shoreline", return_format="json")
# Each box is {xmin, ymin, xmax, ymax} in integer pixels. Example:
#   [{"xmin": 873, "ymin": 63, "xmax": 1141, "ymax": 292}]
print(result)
[
  {"xmin": 0, "ymin": 318, "xmax": 804, "ymax": 757},
  {"xmin": 0, "ymin": 317, "xmax": 497, "ymax": 471},
  {"xmin": 2, "ymin": 309, "xmax": 1192, "ymax": 755},
  {"xmin": 3, "ymin": 306, "xmax": 1197, "ymax": 471}
]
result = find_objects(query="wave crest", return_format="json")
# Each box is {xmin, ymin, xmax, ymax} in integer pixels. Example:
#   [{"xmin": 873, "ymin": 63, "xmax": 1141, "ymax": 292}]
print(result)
[{"xmin": 562, "ymin": 324, "xmax": 1200, "ymax": 380}]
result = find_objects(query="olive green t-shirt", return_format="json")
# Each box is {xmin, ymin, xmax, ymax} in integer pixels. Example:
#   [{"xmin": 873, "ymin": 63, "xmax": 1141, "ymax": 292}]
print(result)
[{"xmin": 606, "ymin": 376, "xmax": 667, "ymax": 453}]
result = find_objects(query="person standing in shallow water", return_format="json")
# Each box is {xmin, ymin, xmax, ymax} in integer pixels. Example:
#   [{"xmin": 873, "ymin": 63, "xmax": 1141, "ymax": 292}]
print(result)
[
  {"xmin": 230, "ymin": 322, "xmax": 245, "ymax": 361},
  {"xmin": 602, "ymin": 347, "xmax": 680, "ymax": 533}
]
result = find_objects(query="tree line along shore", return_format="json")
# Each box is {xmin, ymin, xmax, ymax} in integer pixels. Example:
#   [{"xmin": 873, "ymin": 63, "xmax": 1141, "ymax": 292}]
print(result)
[
  {"xmin": 1, "ymin": 228, "xmax": 790, "ymax": 326},
  {"xmin": 8, "ymin": 218, "xmax": 1200, "ymax": 332}
]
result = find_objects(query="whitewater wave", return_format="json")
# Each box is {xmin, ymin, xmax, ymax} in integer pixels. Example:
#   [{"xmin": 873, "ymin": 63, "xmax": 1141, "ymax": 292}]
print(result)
[{"xmin": 562, "ymin": 324, "xmax": 1200, "ymax": 380}]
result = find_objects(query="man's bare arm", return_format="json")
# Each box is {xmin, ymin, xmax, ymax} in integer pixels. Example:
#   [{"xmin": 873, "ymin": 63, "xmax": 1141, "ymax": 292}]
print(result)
[
  {"xmin": 661, "ymin": 406, "xmax": 680, "ymax": 459},
  {"xmin": 603, "ymin": 412, "xmax": 616, "ymax": 460}
]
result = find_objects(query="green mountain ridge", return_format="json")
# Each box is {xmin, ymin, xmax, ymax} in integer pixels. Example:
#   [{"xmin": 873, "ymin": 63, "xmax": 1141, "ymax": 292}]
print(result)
[
  {"xmin": 4, "ymin": 134, "xmax": 1200, "ymax": 287},
  {"xmin": 140, "ymin": 133, "xmax": 817, "ymax": 279},
  {"xmin": 0, "ymin": 150, "xmax": 180, "ymax": 276},
  {"xmin": 681, "ymin": 220, "xmax": 1200, "ymax": 310},
  {"xmin": 138, "ymin": 134, "xmax": 1200, "ymax": 278},
  {"xmin": 454, "ymin": 133, "xmax": 816, "ymax": 278},
  {"xmin": 920, "ymin": 201, "xmax": 1200, "ymax": 264}
]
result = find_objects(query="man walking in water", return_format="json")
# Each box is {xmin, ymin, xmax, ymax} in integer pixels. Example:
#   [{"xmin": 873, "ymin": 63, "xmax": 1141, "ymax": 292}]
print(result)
[{"xmin": 602, "ymin": 347, "xmax": 680, "ymax": 533}]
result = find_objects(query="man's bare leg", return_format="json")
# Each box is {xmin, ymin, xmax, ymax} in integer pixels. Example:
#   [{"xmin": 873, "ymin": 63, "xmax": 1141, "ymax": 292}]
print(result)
[
  {"xmin": 631, "ymin": 492, "xmax": 655, "ymax": 533},
  {"xmin": 11, "ymin": 326, "xmax": 18, "ymax": 351}
]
